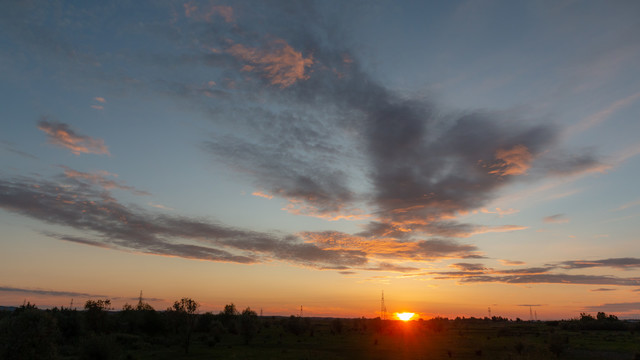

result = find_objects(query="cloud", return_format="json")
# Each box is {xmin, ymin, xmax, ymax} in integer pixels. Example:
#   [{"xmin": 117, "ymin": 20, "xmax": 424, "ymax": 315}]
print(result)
[
  {"xmin": 91, "ymin": 105, "xmax": 104, "ymax": 110},
  {"xmin": 0, "ymin": 286, "xmax": 107, "ymax": 298},
  {"xmin": 450, "ymin": 263, "xmax": 486, "ymax": 272},
  {"xmin": 0, "ymin": 175, "xmax": 367, "ymax": 269},
  {"xmin": 0, "ymin": 140, "xmax": 38, "ymax": 160},
  {"xmin": 339, "ymin": 271, "xmax": 357, "ymax": 275},
  {"xmin": 590, "ymin": 288, "xmax": 616, "ymax": 292},
  {"xmin": 453, "ymin": 274, "xmax": 640, "ymax": 286},
  {"xmin": 364, "ymin": 262, "xmax": 420, "ymax": 273},
  {"xmin": 612, "ymin": 198, "xmax": 640, "ymax": 212},
  {"xmin": 568, "ymin": 91, "xmax": 640, "ymax": 134},
  {"xmin": 302, "ymin": 231, "xmax": 481, "ymax": 261},
  {"xmin": 486, "ymin": 144, "xmax": 533, "ymax": 176},
  {"xmin": 252, "ymin": 191, "xmax": 274, "ymax": 199},
  {"xmin": 61, "ymin": 166, "xmax": 150, "ymax": 196},
  {"xmin": 584, "ymin": 302, "xmax": 640, "ymax": 313},
  {"xmin": 227, "ymin": 38, "xmax": 313, "ymax": 88},
  {"xmin": 500, "ymin": 259, "xmax": 525, "ymax": 266},
  {"xmin": 94, "ymin": 97, "xmax": 106, "ymax": 103},
  {"xmin": 148, "ymin": 202, "xmax": 174, "ymax": 211},
  {"xmin": 559, "ymin": 258, "xmax": 640, "ymax": 270},
  {"xmin": 543, "ymin": 214, "xmax": 569, "ymax": 224},
  {"xmin": 480, "ymin": 207, "xmax": 519, "ymax": 217},
  {"xmin": 172, "ymin": 1, "xmax": 607, "ymax": 246},
  {"xmin": 37, "ymin": 119, "xmax": 109, "ymax": 155}
]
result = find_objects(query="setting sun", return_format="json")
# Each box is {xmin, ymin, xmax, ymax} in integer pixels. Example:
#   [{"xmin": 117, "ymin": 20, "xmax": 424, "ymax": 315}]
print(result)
[{"xmin": 395, "ymin": 312, "xmax": 415, "ymax": 321}]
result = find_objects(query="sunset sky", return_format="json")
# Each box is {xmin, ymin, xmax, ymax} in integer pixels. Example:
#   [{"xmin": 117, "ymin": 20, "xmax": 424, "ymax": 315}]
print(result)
[{"xmin": 1, "ymin": 1, "xmax": 640, "ymax": 320}]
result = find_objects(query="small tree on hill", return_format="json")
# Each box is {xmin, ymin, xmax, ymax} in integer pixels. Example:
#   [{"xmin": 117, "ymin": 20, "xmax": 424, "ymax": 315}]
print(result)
[
  {"xmin": 84, "ymin": 299, "xmax": 111, "ymax": 333},
  {"xmin": 171, "ymin": 298, "xmax": 199, "ymax": 354},
  {"xmin": 240, "ymin": 307, "xmax": 259, "ymax": 344}
]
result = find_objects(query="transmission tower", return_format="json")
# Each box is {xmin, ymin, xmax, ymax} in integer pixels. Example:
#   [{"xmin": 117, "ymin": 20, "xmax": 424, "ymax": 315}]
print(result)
[
  {"xmin": 138, "ymin": 290, "xmax": 143, "ymax": 308},
  {"xmin": 488, "ymin": 307, "xmax": 492, "ymax": 318},
  {"xmin": 529, "ymin": 306, "xmax": 533, "ymax": 321},
  {"xmin": 300, "ymin": 305, "xmax": 303, "ymax": 317},
  {"xmin": 380, "ymin": 290, "xmax": 387, "ymax": 320}
]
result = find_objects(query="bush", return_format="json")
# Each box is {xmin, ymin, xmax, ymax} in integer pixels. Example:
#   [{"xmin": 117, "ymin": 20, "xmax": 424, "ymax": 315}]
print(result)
[
  {"xmin": 80, "ymin": 335, "xmax": 120, "ymax": 360},
  {"xmin": 0, "ymin": 306, "xmax": 59, "ymax": 360}
]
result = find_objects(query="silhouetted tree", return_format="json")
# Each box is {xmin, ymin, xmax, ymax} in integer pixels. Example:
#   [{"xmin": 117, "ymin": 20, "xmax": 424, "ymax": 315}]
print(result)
[
  {"xmin": 84, "ymin": 299, "xmax": 111, "ymax": 333},
  {"xmin": 0, "ymin": 304, "xmax": 59, "ymax": 359},
  {"xmin": 240, "ymin": 307, "xmax": 259, "ymax": 344},
  {"xmin": 219, "ymin": 303, "xmax": 239, "ymax": 333},
  {"xmin": 170, "ymin": 297, "xmax": 199, "ymax": 354}
]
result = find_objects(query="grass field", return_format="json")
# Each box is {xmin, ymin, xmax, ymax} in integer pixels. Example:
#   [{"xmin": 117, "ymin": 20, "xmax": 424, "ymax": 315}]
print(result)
[
  {"xmin": 3, "ymin": 305, "xmax": 640, "ymax": 360},
  {"xmin": 66, "ymin": 318, "xmax": 640, "ymax": 360}
]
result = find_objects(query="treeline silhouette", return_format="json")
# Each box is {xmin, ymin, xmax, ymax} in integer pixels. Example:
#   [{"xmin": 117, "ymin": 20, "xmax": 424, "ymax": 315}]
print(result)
[{"xmin": 0, "ymin": 298, "xmax": 636, "ymax": 360}]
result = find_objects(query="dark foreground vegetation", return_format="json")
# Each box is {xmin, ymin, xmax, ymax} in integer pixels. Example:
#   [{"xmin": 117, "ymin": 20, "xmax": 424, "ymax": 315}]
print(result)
[{"xmin": 2, "ymin": 299, "xmax": 640, "ymax": 359}]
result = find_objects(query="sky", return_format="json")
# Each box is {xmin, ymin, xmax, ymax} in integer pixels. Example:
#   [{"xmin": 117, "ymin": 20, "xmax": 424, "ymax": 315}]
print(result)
[{"xmin": 1, "ymin": 0, "xmax": 640, "ymax": 320}]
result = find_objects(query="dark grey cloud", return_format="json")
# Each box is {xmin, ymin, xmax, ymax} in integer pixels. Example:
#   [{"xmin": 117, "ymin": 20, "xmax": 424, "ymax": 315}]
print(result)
[
  {"xmin": 172, "ymin": 0, "xmax": 604, "ymax": 241},
  {"xmin": 543, "ymin": 214, "xmax": 569, "ymax": 224},
  {"xmin": 584, "ymin": 302, "xmax": 640, "ymax": 313},
  {"xmin": 0, "ymin": 175, "xmax": 366, "ymax": 269},
  {"xmin": 450, "ymin": 263, "xmax": 486, "ymax": 272},
  {"xmin": 0, "ymin": 286, "xmax": 106, "ymax": 298},
  {"xmin": 415, "ymin": 239, "xmax": 481, "ymax": 259},
  {"xmin": 60, "ymin": 166, "xmax": 150, "ymax": 196},
  {"xmin": 453, "ymin": 274, "xmax": 640, "ymax": 286},
  {"xmin": 339, "ymin": 271, "xmax": 357, "ymax": 275},
  {"xmin": 590, "ymin": 288, "xmax": 616, "ymax": 292},
  {"xmin": 364, "ymin": 262, "xmax": 420, "ymax": 273},
  {"xmin": 494, "ymin": 267, "xmax": 553, "ymax": 275},
  {"xmin": 559, "ymin": 258, "xmax": 640, "ymax": 270}
]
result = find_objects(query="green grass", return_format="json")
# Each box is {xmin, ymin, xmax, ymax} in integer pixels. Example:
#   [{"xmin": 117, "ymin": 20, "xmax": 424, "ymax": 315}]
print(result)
[{"xmin": 102, "ymin": 320, "xmax": 640, "ymax": 360}]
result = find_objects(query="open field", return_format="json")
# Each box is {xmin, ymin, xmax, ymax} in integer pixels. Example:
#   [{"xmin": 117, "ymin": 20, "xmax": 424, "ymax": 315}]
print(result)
[{"xmin": 2, "ymin": 304, "xmax": 640, "ymax": 360}]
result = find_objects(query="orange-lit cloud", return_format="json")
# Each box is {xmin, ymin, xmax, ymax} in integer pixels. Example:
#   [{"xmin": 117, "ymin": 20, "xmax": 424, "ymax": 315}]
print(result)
[
  {"xmin": 301, "ymin": 231, "xmax": 481, "ymax": 261},
  {"xmin": 488, "ymin": 144, "xmax": 532, "ymax": 176},
  {"xmin": 252, "ymin": 191, "xmax": 274, "ymax": 199},
  {"xmin": 38, "ymin": 120, "xmax": 109, "ymax": 155},
  {"xmin": 61, "ymin": 166, "xmax": 150, "ymax": 196},
  {"xmin": 148, "ymin": 202, "xmax": 174, "ymax": 211},
  {"xmin": 94, "ymin": 97, "xmax": 106, "ymax": 103},
  {"xmin": 91, "ymin": 105, "xmax": 104, "ymax": 110},
  {"xmin": 480, "ymin": 207, "xmax": 519, "ymax": 217},
  {"xmin": 228, "ymin": 39, "xmax": 313, "ymax": 88},
  {"xmin": 500, "ymin": 259, "xmax": 525, "ymax": 266}
]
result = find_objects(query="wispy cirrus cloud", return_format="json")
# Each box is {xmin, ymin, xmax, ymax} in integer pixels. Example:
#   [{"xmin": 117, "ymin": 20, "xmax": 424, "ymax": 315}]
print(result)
[
  {"xmin": 37, "ymin": 119, "xmax": 109, "ymax": 155},
  {"xmin": 543, "ymin": 214, "xmax": 569, "ymax": 224},
  {"xmin": 61, "ymin": 166, "xmax": 150, "ymax": 196},
  {"xmin": 0, "ymin": 286, "xmax": 106, "ymax": 298},
  {"xmin": 584, "ymin": 302, "xmax": 640, "ymax": 313},
  {"xmin": 568, "ymin": 91, "xmax": 640, "ymax": 134},
  {"xmin": 0, "ymin": 175, "xmax": 366, "ymax": 269},
  {"xmin": 559, "ymin": 258, "xmax": 640, "ymax": 270},
  {"xmin": 453, "ymin": 274, "xmax": 640, "ymax": 287}
]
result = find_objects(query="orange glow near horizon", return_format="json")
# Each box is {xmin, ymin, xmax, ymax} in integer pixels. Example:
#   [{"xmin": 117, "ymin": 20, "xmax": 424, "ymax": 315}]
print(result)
[{"xmin": 395, "ymin": 312, "xmax": 415, "ymax": 321}]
